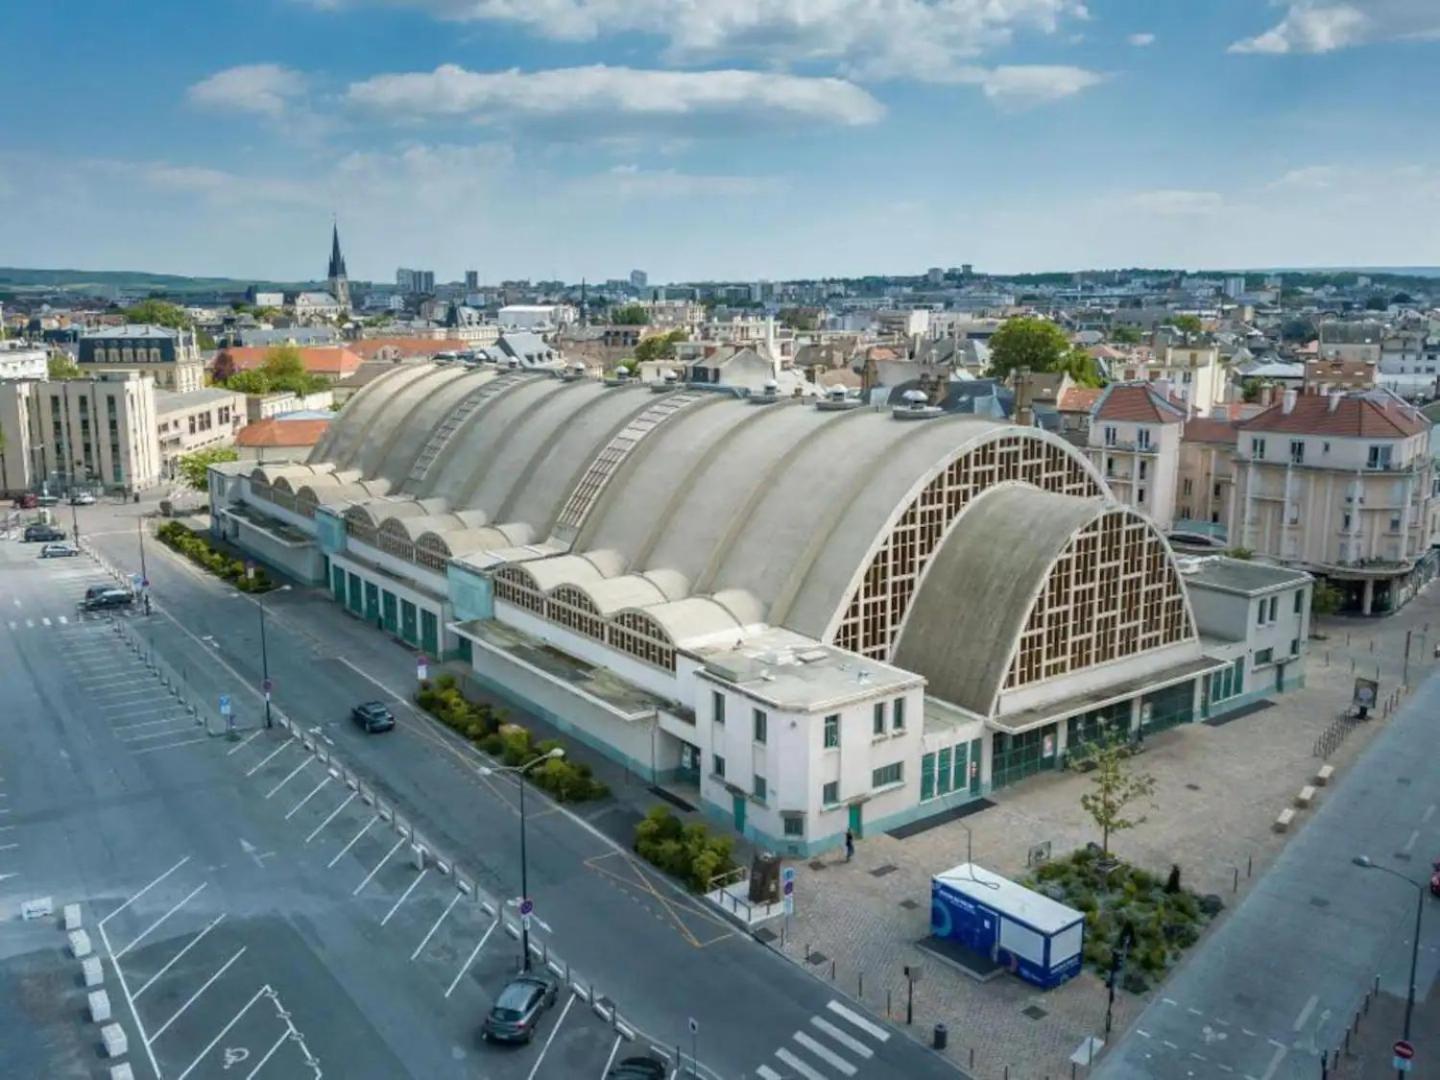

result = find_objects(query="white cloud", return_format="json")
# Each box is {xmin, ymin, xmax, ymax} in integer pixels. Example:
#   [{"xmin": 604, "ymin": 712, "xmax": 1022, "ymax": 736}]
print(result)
[
  {"xmin": 586, "ymin": 164, "xmax": 781, "ymax": 199},
  {"xmin": 967, "ymin": 64, "xmax": 1106, "ymax": 106},
  {"xmin": 1229, "ymin": 1, "xmax": 1440, "ymax": 55},
  {"xmin": 1268, "ymin": 164, "xmax": 1341, "ymax": 190},
  {"xmin": 186, "ymin": 64, "xmax": 307, "ymax": 116},
  {"xmin": 303, "ymin": 0, "xmax": 1091, "ymax": 85},
  {"xmin": 1126, "ymin": 189, "xmax": 1225, "ymax": 216},
  {"xmin": 1127, "ymin": 32, "xmax": 1155, "ymax": 46},
  {"xmin": 345, "ymin": 64, "xmax": 885, "ymax": 130}
]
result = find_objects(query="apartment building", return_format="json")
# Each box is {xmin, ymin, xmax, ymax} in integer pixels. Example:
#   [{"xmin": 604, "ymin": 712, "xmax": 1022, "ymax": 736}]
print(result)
[
  {"xmin": 154, "ymin": 387, "xmax": 246, "ymax": 475},
  {"xmin": 1113, "ymin": 342, "xmax": 1225, "ymax": 416},
  {"xmin": 1085, "ymin": 383, "xmax": 1186, "ymax": 530},
  {"xmin": 78, "ymin": 324, "xmax": 204, "ymax": 392},
  {"xmin": 1175, "ymin": 417, "xmax": 1238, "ymax": 539},
  {"xmin": 1232, "ymin": 388, "xmax": 1436, "ymax": 614}
]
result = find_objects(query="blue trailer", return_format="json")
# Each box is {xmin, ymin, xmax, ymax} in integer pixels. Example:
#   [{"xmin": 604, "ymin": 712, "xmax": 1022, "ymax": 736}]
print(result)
[{"xmin": 930, "ymin": 863, "xmax": 1085, "ymax": 990}]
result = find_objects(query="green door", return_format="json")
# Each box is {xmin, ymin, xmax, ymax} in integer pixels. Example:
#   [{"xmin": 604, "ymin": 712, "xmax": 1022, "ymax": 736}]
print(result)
[
  {"xmin": 365, "ymin": 582, "xmax": 380, "ymax": 623},
  {"xmin": 401, "ymin": 600, "xmax": 418, "ymax": 645},
  {"xmin": 732, "ymin": 793, "xmax": 746, "ymax": 835},
  {"xmin": 382, "ymin": 591, "xmax": 398, "ymax": 634},
  {"xmin": 969, "ymin": 738, "xmax": 983, "ymax": 795},
  {"xmin": 421, "ymin": 609, "xmax": 438, "ymax": 656},
  {"xmin": 332, "ymin": 565, "xmax": 345, "ymax": 603},
  {"xmin": 457, "ymin": 636, "xmax": 473, "ymax": 663},
  {"xmin": 920, "ymin": 753, "xmax": 936, "ymax": 801},
  {"xmin": 937, "ymin": 747, "xmax": 953, "ymax": 795},
  {"xmin": 848, "ymin": 803, "xmax": 863, "ymax": 839},
  {"xmin": 347, "ymin": 572, "xmax": 363, "ymax": 615}
]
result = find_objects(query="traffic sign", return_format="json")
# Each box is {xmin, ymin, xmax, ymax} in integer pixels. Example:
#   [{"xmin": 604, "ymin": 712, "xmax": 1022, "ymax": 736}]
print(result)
[
  {"xmin": 1395, "ymin": 1041, "xmax": 1414, "ymax": 1060},
  {"xmin": 262, "ymin": 677, "xmax": 273, "ymax": 694},
  {"xmin": 688, "ymin": 1018, "xmax": 699, "ymax": 1035},
  {"xmin": 519, "ymin": 898, "xmax": 533, "ymax": 916},
  {"xmin": 218, "ymin": 694, "xmax": 231, "ymax": 717},
  {"xmin": 417, "ymin": 656, "xmax": 429, "ymax": 681}
]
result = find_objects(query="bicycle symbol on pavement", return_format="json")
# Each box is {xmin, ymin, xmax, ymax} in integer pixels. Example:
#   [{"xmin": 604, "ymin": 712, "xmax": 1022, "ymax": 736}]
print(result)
[{"xmin": 223, "ymin": 1046, "xmax": 250, "ymax": 1069}]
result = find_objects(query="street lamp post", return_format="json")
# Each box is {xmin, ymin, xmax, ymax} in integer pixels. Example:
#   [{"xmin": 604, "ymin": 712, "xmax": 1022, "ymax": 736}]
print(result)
[
  {"xmin": 250, "ymin": 579, "xmax": 291, "ymax": 729},
  {"xmin": 1352, "ymin": 855, "xmax": 1425, "ymax": 1074},
  {"xmin": 479, "ymin": 748, "xmax": 565, "ymax": 971}
]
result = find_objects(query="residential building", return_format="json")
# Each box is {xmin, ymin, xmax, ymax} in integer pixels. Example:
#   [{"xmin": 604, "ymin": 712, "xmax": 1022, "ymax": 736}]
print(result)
[
  {"xmin": 78, "ymin": 324, "xmax": 204, "ymax": 392},
  {"xmin": 292, "ymin": 292, "xmax": 343, "ymax": 321},
  {"xmin": 1086, "ymin": 383, "xmax": 1186, "ymax": 530},
  {"xmin": 0, "ymin": 343, "xmax": 49, "ymax": 381},
  {"xmin": 396, "ymin": 268, "xmax": 436, "ymax": 295},
  {"xmin": 498, "ymin": 304, "xmax": 576, "ymax": 331},
  {"xmin": 154, "ymin": 387, "xmax": 245, "ymax": 475},
  {"xmin": 211, "ymin": 368, "xmax": 1235, "ymax": 854},
  {"xmin": 244, "ymin": 389, "xmax": 334, "ymax": 423},
  {"xmin": 1233, "ymin": 388, "xmax": 1436, "ymax": 614},
  {"xmin": 214, "ymin": 345, "xmax": 362, "ymax": 383},
  {"xmin": 246, "ymin": 288, "xmax": 284, "ymax": 308},
  {"xmin": 1318, "ymin": 321, "xmax": 1383, "ymax": 365},
  {"xmin": 234, "ymin": 415, "xmax": 332, "ymax": 463},
  {"xmin": 464, "ymin": 270, "xmax": 479, "ymax": 292},
  {"xmin": 1303, "ymin": 358, "xmax": 1376, "ymax": 394},
  {"xmin": 1114, "ymin": 342, "xmax": 1225, "ymax": 416},
  {"xmin": 1176, "ymin": 416, "xmax": 1238, "ymax": 539},
  {"xmin": 630, "ymin": 270, "xmax": 648, "ymax": 290},
  {"xmin": 1378, "ymin": 327, "xmax": 1440, "ymax": 399}
]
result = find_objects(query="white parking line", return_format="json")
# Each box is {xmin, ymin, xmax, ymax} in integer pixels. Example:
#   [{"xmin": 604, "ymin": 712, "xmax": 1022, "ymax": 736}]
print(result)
[
  {"xmin": 97, "ymin": 920, "xmax": 162, "ymax": 1080},
  {"xmin": 227, "ymin": 729, "xmax": 264, "ymax": 756},
  {"xmin": 353, "ymin": 836, "xmax": 406, "ymax": 897},
  {"xmin": 149, "ymin": 946, "xmax": 247, "ymax": 1043},
  {"xmin": 132, "ymin": 736, "xmax": 209, "ymax": 755},
  {"xmin": 102, "ymin": 856, "xmax": 191, "ymax": 929},
  {"xmin": 601, "ymin": 1033, "xmax": 624, "ymax": 1079},
  {"xmin": 793, "ymin": 1030, "xmax": 856, "ymax": 1076},
  {"xmin": 246, "ymin": 737, "xmax": 296, "ymax": 777},
  {"xmin": 265, "ymin": 755, "xmax": 314, "ymax": 799},
  {"xmin": 41, "ymin": 617, "xmax": 50, "ymax": 627},
  {"xmin": 381, "ymin": 868, "xmax": 429, "ymax": 926},
  {"xmin": 135, "ymin": 914, "xmax": 226, "ymax": 999},
  {"xmin": 756, "ymin": 1066, "xmax": 782, "ymax": 1080},
  {"xmin": 285, "ymin": 775, "xmax": 333, "ymax": 820},
  {"xmin": 327, "ymin": 814, "xmax": 378, "ymax": 868},
  {"xmin": 810, "ymin": 1016, "xmax": 873, "ymax": 1058},
  {"xmin": 445, "ymin": 917, "xmax": 499, "ymax": 998},
  {"xmin": 525, "ymin": 992, "xmax": 576, "ymax": 1080},
  {"xmin": 245, "ymin": 1024, "xmax": 291, "ymax": 1080},
  {"xmin": 117, "ymin": 882, "xmax": 207, "ymax": 960},
  {"xmin": 775, "ymin": 1047, "xmax": 827, "ymax": 1080},
  {"xmin": 825, "ymin": 1000, "xmax": 890, "ymax": 1042},
  {"xmin": 81, "ymin": 677, "xmax": 152, "ymax": 691},
  {"xmin": 121, "ymin": 725, "xmax": 200, "ymax": 744},
  {"xmin": 412, "ymin": 891, "xmax": 463, "ymax": 960},
  {"xmin": 175, "ymin": 984, "xmax": 269, "ymax": 1080},
  {"xmin": 305, "ymin": 792, "xmax": 356, "ymax": 844}
]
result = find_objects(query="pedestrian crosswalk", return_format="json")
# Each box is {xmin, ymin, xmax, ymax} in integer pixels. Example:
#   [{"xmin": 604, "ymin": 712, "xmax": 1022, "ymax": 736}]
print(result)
[{"xmin": 755, "ymin": 1001, "xmax": 890, "ymax": 1079}]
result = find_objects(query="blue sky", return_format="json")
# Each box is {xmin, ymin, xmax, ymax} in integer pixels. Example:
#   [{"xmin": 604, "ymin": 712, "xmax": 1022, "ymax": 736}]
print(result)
[{"xmin": 2, "ymin": 0, "xmax": 1438, "ymax": 283}]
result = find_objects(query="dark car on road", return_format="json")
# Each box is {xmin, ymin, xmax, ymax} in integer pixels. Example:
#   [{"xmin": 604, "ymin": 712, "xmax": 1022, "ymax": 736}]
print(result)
[
  {"xmin": 24, "ymin": 524, "xmax": 66, "ymax": 543},
  {"xmin": 81, "ymin": 588, "xmax": 134, "ymax": 611},
  {"xmin": 480, "ymin": 975, "xmax": 558, "ymax": 1044},
  {"xmin": 607, "ymin": 1057, "xmax": 667, "ymax": 1079},
  {"xmin": 351, "ymin": 701, "xmax": 396, "ymax": 733}
]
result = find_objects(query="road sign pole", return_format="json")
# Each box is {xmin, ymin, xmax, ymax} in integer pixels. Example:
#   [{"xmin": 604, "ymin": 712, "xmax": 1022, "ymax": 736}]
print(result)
[{"xmin": 689, "ymin": 1018, "xmax": 698, "ymax": 1079}]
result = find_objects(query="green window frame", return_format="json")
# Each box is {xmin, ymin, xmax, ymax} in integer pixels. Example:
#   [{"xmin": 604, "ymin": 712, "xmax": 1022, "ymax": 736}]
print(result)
[
  {"xmin": 936, "ymin": 747, "xmax": 953, "ymax": 795},
  {"xmin": 920, "ymin": 753, "xmax": 936, "ymax": 801},
  {"xmin": 871, "ymin": 762, "xmax": 903, "ymax": 788}
]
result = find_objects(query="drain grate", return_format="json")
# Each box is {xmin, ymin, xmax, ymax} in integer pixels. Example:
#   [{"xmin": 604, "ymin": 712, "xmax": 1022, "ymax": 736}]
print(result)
[
  {"xmin": 870, "ymin": 864, "xmax": 898, "ymax": 878},
  {"xmin": 754, "ymin": 927, "xmax": 778, "ymax": 944},
  {"xmin": 809, "ymin": 860, "xmax": 828, "ymax": 871},
  {"xmin": 1310, "ymin": 896, "xmax": 1330, "ymax": 909},
  {"xmin": 899, "ymin": 899, "xmax": 919, "ymax": 911},
  {"xmin": 806, "ymin": 951, "xmax": 829, "ymax": 966},
  {"xmin": 1023, "ymin": 1005, "xmax": 1048, "ymax": 1020}
]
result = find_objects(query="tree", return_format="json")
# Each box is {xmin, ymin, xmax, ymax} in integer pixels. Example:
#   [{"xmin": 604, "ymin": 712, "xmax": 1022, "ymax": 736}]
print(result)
[
  {"xmin": 224, "ymin": 370, "xmax": 272, "ymax": 394},
  {"xmin": 1077, "ymin": 733, "xmax": 1157, "ymax": 859},
  {"xmin": 633, "ymin": 328, "xmax": 687, "ymax": 364},
  {"xmin": 176, "ymin": 446, "xmax": 238, "ymax": 491},
  {"xmin": 124, "ymin": 299, "xmax": 191, "ymax": 328},
  {"xmin": 986, "ymin": 317, "xmax": 1072, "ymax": 379},
  {"xmin": 610, "ymin": 304, "xmax": 649, "ymax": 326},
  {"xmin": 1280, "ymin": 317, "xmax": 1317, "ymax": 343},
  {"xmin": 1058, "ymin": 346, "xmax": 1105, "ymax": 388},
  {"xmin": 1363, "ymin": 295, "xmax": 1387, "ymax": 311},
  {"xmin": 47, "ymin": 353, "xmax": 83, "ymax": 380},
  {"xmin": 779, "ymin": 307, "xmax": 819, "ymax": 331},
  {"xmin": 1110, "ymin": 324, "xmax": 1142, "ymax": 345},
  {"xmin": 1392, "ymin": 292, "xmax": 1414, "ymax": 306},
  {"xmin": 1240, "ymin": 378, "xmax": 1264, "ymax": 403},
  {"xmin": 218, "ymin": 345, "xmax": 328, "ymax": 396},
  {"xmin": 1170, "ymin": 314, "xmax": 1203, "ymax": 335},
  {"xmin": 1312, "ymin": 582, "xmax": 1344, "ymax": 616}
]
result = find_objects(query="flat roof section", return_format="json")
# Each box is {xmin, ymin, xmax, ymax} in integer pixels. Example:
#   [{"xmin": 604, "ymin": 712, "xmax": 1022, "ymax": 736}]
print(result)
[{"xmin": 1180, "ymin": 556, "xmax": 1313, "ymax": 596}]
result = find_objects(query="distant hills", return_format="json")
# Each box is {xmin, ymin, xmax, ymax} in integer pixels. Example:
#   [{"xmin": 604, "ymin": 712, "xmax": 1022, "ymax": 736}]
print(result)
[{"xmin": 0, "ymin": 267, "xmax": 325, "ymax": 297}]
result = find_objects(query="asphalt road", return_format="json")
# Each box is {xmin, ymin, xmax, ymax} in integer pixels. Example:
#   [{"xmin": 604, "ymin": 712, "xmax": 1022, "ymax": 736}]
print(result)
[
  {"xmin": 5, "ymin": 497, "xmax": 964, "ymax": 1080},
  {"xmin": 1098, "ymin": 655, "xmax": 1440, "ymax": 1078}
]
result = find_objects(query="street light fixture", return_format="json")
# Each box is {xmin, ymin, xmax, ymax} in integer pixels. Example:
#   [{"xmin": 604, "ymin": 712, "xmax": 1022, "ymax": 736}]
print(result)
[
  {"xmin": 1352, "ymin": 854, "xmax": 1425, "ymax": 1075},
  {"xmin": 479, "ymin": 748, "xmax": 565, "ymax": 971}
]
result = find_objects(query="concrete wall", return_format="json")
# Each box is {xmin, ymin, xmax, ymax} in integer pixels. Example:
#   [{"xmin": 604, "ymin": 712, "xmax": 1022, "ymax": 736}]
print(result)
[{"xmin": 217, "ymin": 510, "xmax": 325, "ymax": 584}]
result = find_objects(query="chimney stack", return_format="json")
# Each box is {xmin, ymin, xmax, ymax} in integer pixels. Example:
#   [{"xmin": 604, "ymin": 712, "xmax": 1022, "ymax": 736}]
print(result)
[
  {"xmin": 1014, "ymin": 366, "xmax": 1033, "ymax": 427},
  {"xmin": 1281, "ymin": 388, "xmax": 1297, "ymax": 414},
  {"xmin": 1328, "ymin": 390, "xmax": 1342, "ymax": 413}
]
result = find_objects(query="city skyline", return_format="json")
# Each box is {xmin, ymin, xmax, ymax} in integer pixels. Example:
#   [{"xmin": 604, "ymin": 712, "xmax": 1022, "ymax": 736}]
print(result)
[{"xmin": 3, "ymin": 1, "xmax": 1438, "ymax": 282}]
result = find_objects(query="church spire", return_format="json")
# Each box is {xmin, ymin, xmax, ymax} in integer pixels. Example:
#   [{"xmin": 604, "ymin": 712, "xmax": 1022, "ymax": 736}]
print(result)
[{"xmin": 327, "ymin": 219, "xmax": 350, "ymax": 311}]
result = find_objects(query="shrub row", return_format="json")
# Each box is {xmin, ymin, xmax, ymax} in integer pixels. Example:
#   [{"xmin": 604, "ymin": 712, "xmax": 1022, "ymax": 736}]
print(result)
[
  {"xmin": 415, "ymin": 673, "xmax": 609, "ymax": 803},
  {"xmin": 633, "ymin": 805, "xmax": 737, "ymax": 893},
  {"xmin": 155, "ymin": 520, "xmax": 273, "ymax": 592}
]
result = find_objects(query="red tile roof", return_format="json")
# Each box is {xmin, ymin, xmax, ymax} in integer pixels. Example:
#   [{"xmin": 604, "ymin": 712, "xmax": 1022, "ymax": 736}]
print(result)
[
  {"xmin": 235, "ymin": 417, "xmax": 332, "ymax": 448},
  {"xmin": 218, "ymin": 346, "xmax": 361, "ymax": 376},
  {"xmin": 1238, "ymin": 392, "xmax": 1429, "ymax": 438},
  {"xmin": 1058, "ymin": 386, "xmax": 1102, "ymax": 412},
  {"xmin": 1094, "ymin": 384, "xmax": 1186, "ymax": 424},
  {"xmin": 1181, "ymin": 417, "xmax": 1238, "ymax": 444},
  {"xmin": 350, "ymin": 337, "xmax": 469, "ymax": 360}
]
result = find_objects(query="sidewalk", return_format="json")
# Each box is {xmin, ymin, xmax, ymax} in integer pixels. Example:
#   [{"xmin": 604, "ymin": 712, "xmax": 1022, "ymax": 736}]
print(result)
[{"xmin": 1330, "ymin": 989, "xmax": 1438, "ymax": 1079}]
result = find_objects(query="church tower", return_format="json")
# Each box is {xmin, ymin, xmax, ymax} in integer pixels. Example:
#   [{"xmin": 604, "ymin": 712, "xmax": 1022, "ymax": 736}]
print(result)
[{"xmin": 327, "ymin": 221, "xmax": 350, "ymax": 311}]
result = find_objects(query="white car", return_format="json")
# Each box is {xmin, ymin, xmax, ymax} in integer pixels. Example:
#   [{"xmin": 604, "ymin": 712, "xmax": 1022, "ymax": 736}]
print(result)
[
  {"xmin": 70, "ymin": 493, "xmax": 96, "ymax": 506},
  {"xmin": 41, "ymin": 542, "xmax": 80, "ymax": 558}
]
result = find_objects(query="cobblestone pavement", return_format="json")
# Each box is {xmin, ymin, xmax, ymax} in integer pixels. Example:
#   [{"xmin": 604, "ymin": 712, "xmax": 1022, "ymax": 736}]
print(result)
[{"xmin": 770, "ymin": 581, "xmax": 1440, "ymax": 1080}]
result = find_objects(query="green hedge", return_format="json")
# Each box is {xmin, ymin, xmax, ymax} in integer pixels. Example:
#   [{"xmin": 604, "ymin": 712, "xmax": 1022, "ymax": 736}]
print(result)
[
  {"xmin": 416, "ymin": 674, "xmax": 609, "ymax": 803},
  {"xmin": 155, "ymin": 521, "xmax": 273, "ymax": 592},
  {"xmin": 633, "ymin": 805, "xmax": 737, "ymax": 893}
]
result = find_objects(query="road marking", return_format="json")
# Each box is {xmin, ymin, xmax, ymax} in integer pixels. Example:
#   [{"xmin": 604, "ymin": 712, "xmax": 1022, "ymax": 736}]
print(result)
[
  {"xmin": 285, "ymin": 775, "xmax": 333, "ymax": 820},
  {"xmin": 756, "ymin": 1068, "xmax": 783, "ymax": 1080},
  {"xmin": 117, "ymin": 882, "xmax": 207, "ymax": 959},
  {"xmin": 775, "ymin": 1047, "xmax": 827, "ymax": 1080},
  {"xmin": 1218, "ymin": 1065, "xmax": 1234, "ymax": 1074},
  {"xmin": 825, "ymin": 1000, "xmax": 890, "ymax": 1042},
  {"xmin": 327, "ymin": 814, "xmax": 378, "ymax": 868},
  {"xmin": 793, "ymin": 1030, "xmax": 856, "ymax": 1076},
  {"xmin": 601, "ymin": 1033, "xmax": 625, "ymax": 1078},
  {"xmin": 102, "ymin": 855, "xmax": 191, "ymax": 929},
  {"xmin": 135, "ymin": 914, "xmax": 225, "ymax": 998},
  {"xmin": 97, "ymin": 919, "xmax": 163, "ymax": 1080},
  {"xmin": 0, "ymin": 843, "xmax": 18, "ymax": 852},
  {"xmin": 1424, "ymin": 804, "xmax": 1436, "ymax": 824},
  {"xmin": 175, "ymin": 983, "xmax": 268, "ymax": 1080},
  {"xmin": 810, "ymin": 1016, "xmax": 873, "ymax": 1059},
  {"xmin": 412, "ymin": 891, "xmax": 463, "ymax": 960},
  {"xmin": 1403, "ymin": 829, "xmax": 1419, "ymax": 853},
  {"xmin": 41, "ymin": 617, "xmax": 50, "ymax": 627},
  {"xmin": 132, "ymin": 737, "xmax": 209, "ymax": 755},
  {"xmin": 121, "ymin": 725, "xmax": 199, "ymax": 743},
  {"xmin": 244, "ymin": 1024, "xmax": 291, "ymax": 1080},
  {"xmin": 150, "ymin": 946, "xmax": 247, "ymax": 1043},
  {"xmin": 382, "ymin": 868, "xmax": 429, "ymax": 926},
  {"xmin": 1292, "ymin": 994, "xmax": 1319, "ymax": 1032},
  {"xmin": 58, "ymin": 616, "xmax": 67, "ymax": 625},
  {"xmin": 1241, "ymin": 1028, "xmax": 1258, "ymax": 1037},
  {"xmin": 1163, "ymin": 1041, "xmax": 1179, "ymax": 1050},
  {"xmin": 306, "ymin": 792, "xmax": 356, "ymax": 843},
  {"xmin": 445, "ymin": 916, "xmax": 499, "ymax": 998},
  {"xmin": 265, "ymin": 754, "xmax": 314, "ymax": 799},
  {"xmin": 1260, "ymin": 1041, "xmax": 1287, "ymax": 1080},
  {"xmin": 353, "ymin": 836, "xmax": 405, "ymax": 896},
  {"xmin": 1187, "ymin": 1007, "xmax": 1203, "ymax": 1016},
  {"xmin": 1135, "ymin": 1030, "xmax": 1151, "ymax": 1039},
  {"xmin": 246, "ymin": 737, "xmax": 295, "ymax": 777},
  {"xmin": 227, "ymin": 729, "xmax": 264, "ymax": 756},
  {"xmin": 25, "ymin": 619, "xmax": 33, "ymax": 628},
  {"xmin": 525, "ymin": 992, "xmax": 576, "ymax": 1080}
]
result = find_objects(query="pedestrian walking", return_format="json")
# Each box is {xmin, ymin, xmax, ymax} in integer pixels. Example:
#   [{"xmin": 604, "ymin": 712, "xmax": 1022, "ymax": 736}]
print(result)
[{"xmin": 845, "ymin": 828, "xmax": 855, "ymax": 862}]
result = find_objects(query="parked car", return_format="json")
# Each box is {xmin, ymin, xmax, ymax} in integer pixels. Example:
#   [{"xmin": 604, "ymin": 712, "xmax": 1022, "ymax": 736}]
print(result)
[
  {"xmin": 81, "ymin": 589, "xmax": 134, "ymax": 611},
  {"xmin": 351, "ymin": 701, "xmax": 396, "ymax": 733},
  {"xmin": 70, "ymin": 492, "xmax": 96, "ymax": 506},
  {"xmin": 14, "ymin": 493, "xmax": 38, "ymax": 509},
  {"xmin": 24, "ymin": 524, "xmax": 66, "ymax": 543},
  {"xmin": 480, "ymin": 975, "xmax": 558, "ymax": 1044},
  {"xmin": 40, "ymin": 542, "xmax": 80, "ymax": 558},
  {"xmin": 607, "ymin": 1057, "xmax": 668, "ymax": 1079}
]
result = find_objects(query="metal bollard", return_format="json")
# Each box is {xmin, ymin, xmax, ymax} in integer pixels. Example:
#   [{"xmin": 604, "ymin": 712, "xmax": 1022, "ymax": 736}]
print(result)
[
  {"xmin": 933, "ymin": 1023, "xmax": 947, "ymax": 1051},
  {"xmin": 887, "ymin": 990, "xmax": 892, "ymax": 1018},
  {"xmin": 1233, "ymin": 868, "xmax": 1239, "ymax": 893},
  {"xmin": 830, "ymin": 960, "xmax": 835, "ymax": 981},
  {"xmin": 858, "ymin": 972, "xmax": 863, "ymax": 999}
]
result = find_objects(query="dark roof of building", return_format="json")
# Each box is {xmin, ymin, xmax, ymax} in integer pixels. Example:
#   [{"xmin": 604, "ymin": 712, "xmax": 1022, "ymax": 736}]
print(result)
[
  {"xmin": 81, "ymin": 324, "xmax": 183, "ymax": 340},
  {"xmin": 1238, "ymin": 390, "xmax": 1428, "ymax": 437},
  {"xmin": 1181, "ymin": 556, "xmax": 1312, "ymax": 595}
]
